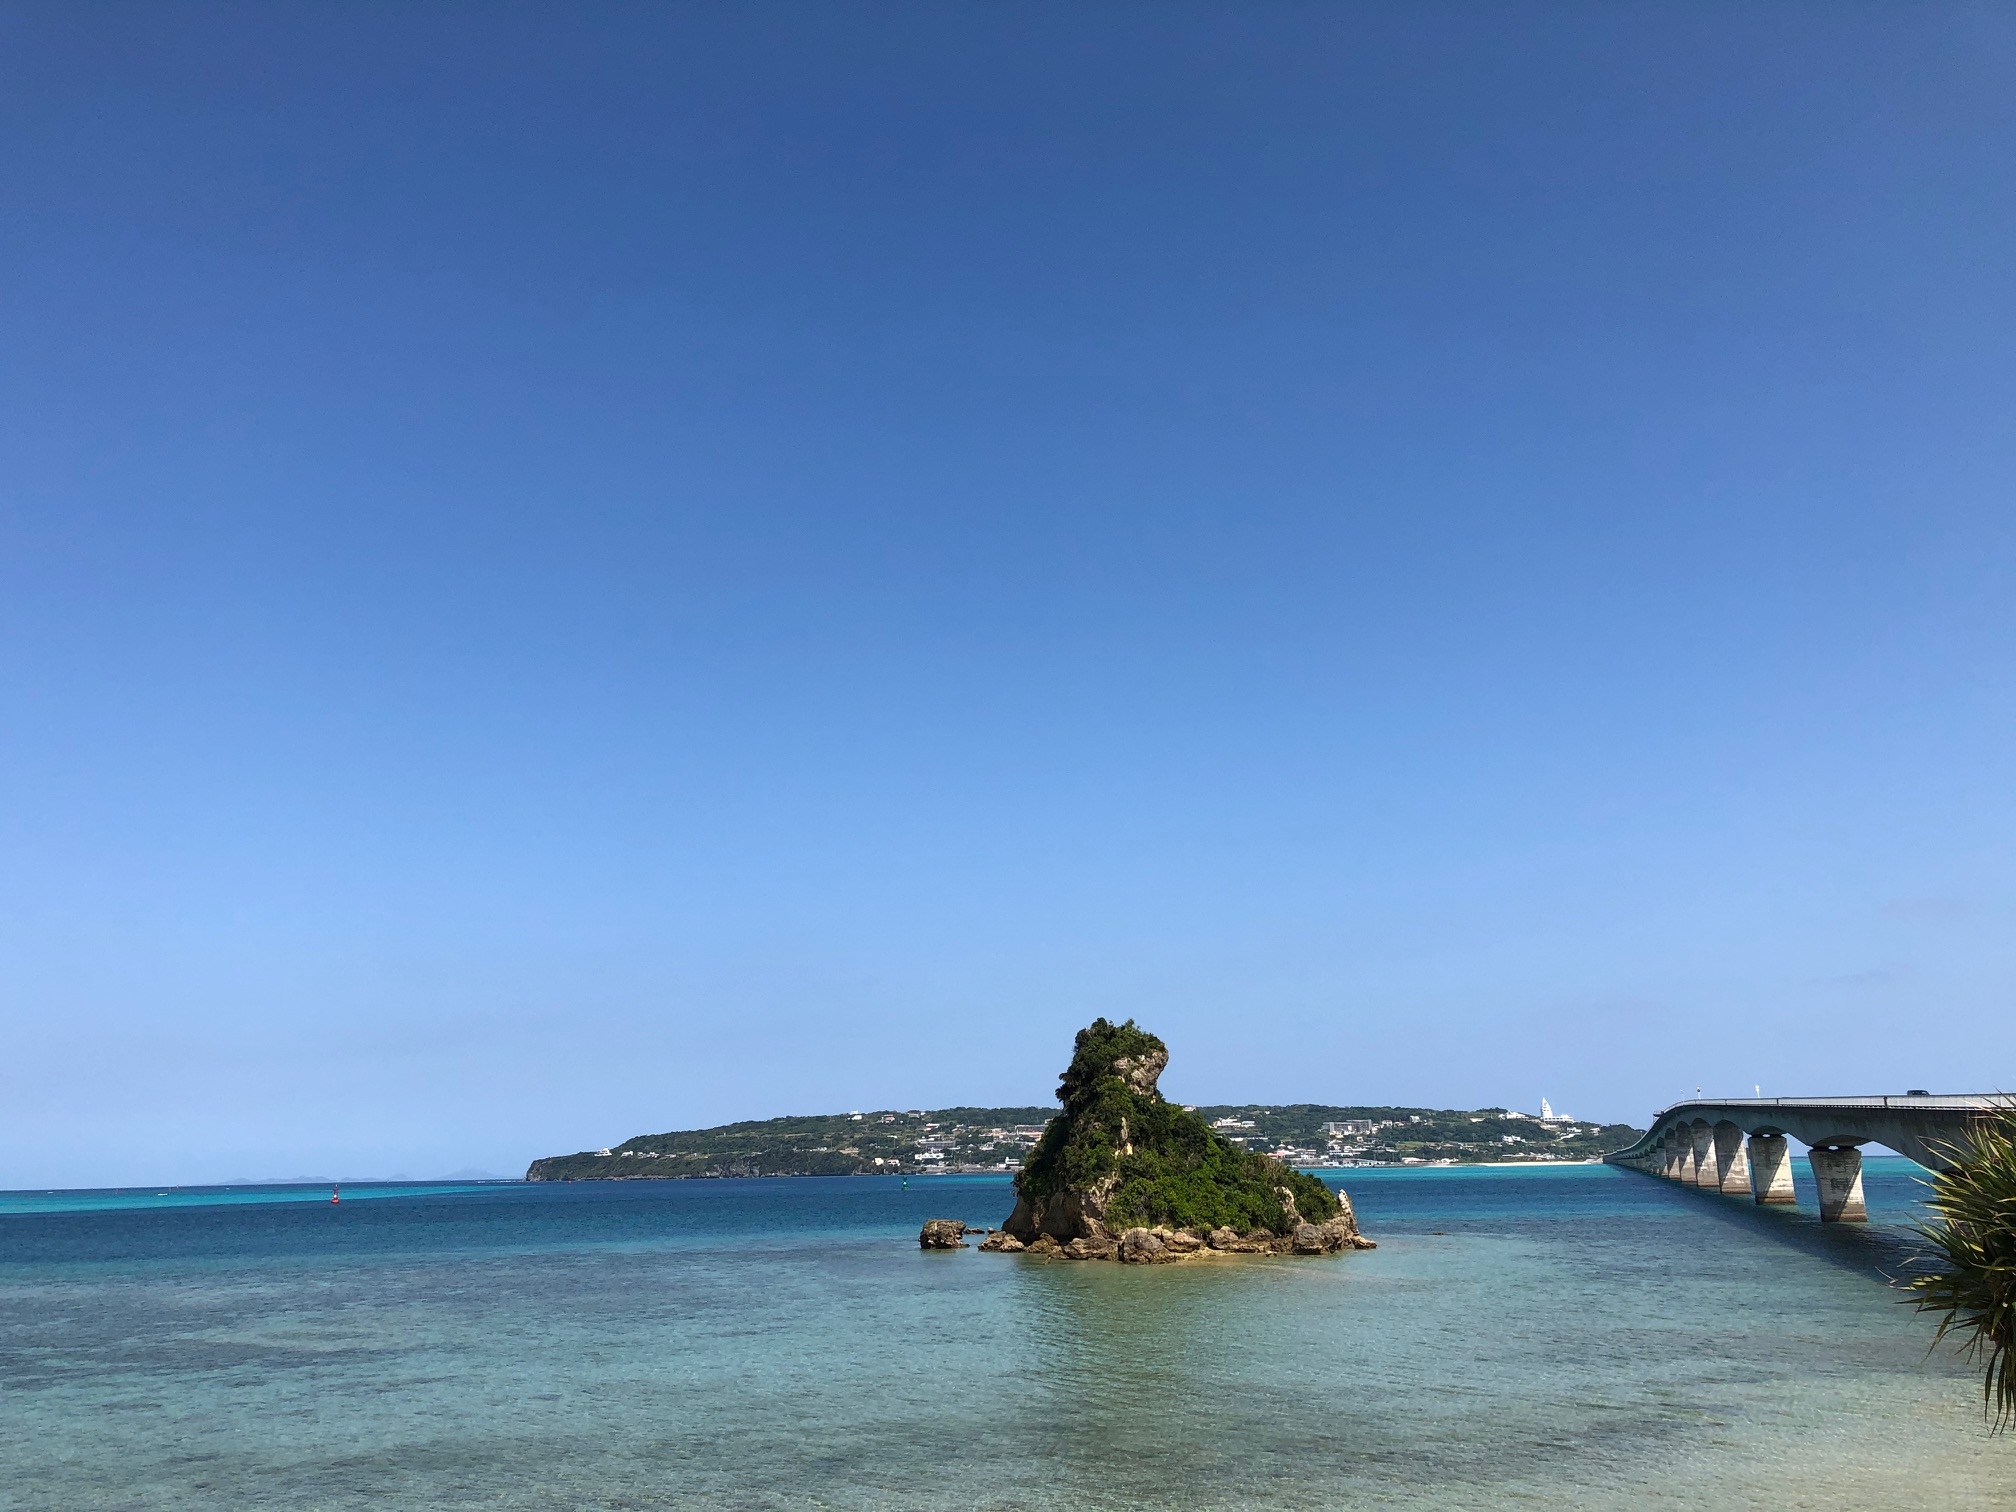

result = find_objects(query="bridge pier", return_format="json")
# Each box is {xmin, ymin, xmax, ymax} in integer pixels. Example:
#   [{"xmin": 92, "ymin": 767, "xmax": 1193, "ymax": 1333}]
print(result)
[
  {"xmin": 1747, "ymin": 1133, "xmax": 1795, "ymax": 1204},
  {"xmin": 1807, "ymin": 1145, "xmax": 1867, "ymax": 1223},
  {"xmin": 1611, "ymin": 1095, "xmax": 1998, "ymax": 1197},
  {"xmin": 1712, "ymin": 1121, "xmax": 1749, "ymax": 1195},
  {"xmin": 1688, "ymin": 1121, "xmax": 1714, "ymax": 1186}
]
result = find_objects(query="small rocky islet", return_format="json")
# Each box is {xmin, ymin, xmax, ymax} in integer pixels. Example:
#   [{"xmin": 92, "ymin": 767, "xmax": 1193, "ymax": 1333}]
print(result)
[{"xmin": 922, "ymin": 1018, "xmax": 1375, "ymax": 1262}]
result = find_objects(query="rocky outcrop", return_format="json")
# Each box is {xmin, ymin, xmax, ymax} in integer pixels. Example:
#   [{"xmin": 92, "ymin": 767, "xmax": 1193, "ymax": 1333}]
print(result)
[
  {"xmin": 1002, "ymin": 1173, "xmax": 1121, "ymax": 1245},
  {"xmin": 1113, "ymin": 1046, "xmax": 1169, "ymax": 1097},
  {"xmin": 1002, "ymin": 1216, "xmax": 1374, "ymax": 1262},
  {"xmin": 987, "ymin": 1019, "xmax": 1373, "ymax": 1262},
  {"xmin": 1063, "ymin": 1235, "xmax": 1119, "ymax": 1260},
  {"xmin": 918, "ymin": 1219, "xmax": 968, "ymax": 1249},
  {"xmin": 1118, "ymin": 1227, "xmax": 1175, "ymax": 1264},
  {"xmin": 1291, "ymin": 1220, "xmax": 1338, "ymax": 1253}
]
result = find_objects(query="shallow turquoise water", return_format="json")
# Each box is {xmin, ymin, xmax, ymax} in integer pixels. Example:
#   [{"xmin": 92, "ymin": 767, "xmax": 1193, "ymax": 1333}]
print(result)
[{"xmin": 3, "ymin": 1161, "xmax": 2011, "ymax": 1509}]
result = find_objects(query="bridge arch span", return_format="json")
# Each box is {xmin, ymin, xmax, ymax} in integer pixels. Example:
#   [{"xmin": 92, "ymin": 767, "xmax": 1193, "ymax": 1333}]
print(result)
[{"xmin": 1607, "ymin": 1094, "xmax": 2006, "ymax": 1221}]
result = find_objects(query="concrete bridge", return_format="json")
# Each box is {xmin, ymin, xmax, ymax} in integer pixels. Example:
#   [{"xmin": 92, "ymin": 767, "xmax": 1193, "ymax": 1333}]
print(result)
[{"xmin": 1605, "ymin": 1094, "xmax": 2008, "ymax": 1222}]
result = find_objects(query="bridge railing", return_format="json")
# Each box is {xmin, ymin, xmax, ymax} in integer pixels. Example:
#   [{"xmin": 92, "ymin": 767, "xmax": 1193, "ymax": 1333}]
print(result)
[{"xmin": 1644, "ymin": 1094, "xmax": 2006, "ymax": 1123}]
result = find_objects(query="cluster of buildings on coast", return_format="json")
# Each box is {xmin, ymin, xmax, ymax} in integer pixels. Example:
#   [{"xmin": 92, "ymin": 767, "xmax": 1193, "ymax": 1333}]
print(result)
[
  {"xmin": 891, "ymin": 1100, "xmax": 1610, "ymax": 1175},
  {"xmin": 1204, "ymin": 1115, "xmax": 1387, "ymax": 1168},
  {"xmin": 1199, "ymin": 1100, "xmax": 1608, "ymax": 1169},
  {"xmin": 895, "ymin": 1118, "xmax": 1048, "ymax": 1172},
  {"xmin": 539, "ymin": 1098, "xmax": 1637, "ymax": 1182}
]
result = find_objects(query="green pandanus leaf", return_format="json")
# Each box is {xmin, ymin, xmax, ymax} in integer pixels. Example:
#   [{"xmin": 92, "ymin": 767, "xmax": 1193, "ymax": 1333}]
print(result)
[{"xmin": 1904, "ymin": 1103, "xmax": 2016, "ymax": 1432}]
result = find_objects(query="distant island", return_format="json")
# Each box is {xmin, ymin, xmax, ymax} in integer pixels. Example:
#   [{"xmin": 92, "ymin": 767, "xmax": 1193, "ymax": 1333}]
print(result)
[{"xmin": 525, "ymin": 1077, "xmax": 1644, "ymax": 1181}]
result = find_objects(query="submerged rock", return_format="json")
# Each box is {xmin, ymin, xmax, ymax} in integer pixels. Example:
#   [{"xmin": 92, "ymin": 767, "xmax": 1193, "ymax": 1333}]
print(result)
[{"xmin": 919, "ymin": 1219, "xmax": 968, "ymax": 1249}]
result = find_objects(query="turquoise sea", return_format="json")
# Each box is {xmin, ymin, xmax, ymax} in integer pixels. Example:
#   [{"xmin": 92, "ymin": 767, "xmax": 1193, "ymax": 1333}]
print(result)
[{"xmin": 4, "ymin": 1160, "xmax": 2011, "ymax": 1510}]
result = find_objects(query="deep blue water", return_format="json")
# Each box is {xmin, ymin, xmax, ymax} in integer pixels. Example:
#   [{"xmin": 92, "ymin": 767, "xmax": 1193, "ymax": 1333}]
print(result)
[{"xmin": 3, "ymin": 1161, "xmax": 2010, "ymax": 1509}]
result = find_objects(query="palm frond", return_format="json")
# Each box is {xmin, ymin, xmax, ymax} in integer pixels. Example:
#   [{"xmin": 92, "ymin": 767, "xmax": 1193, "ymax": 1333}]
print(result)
[{"xmin": 1904, "ymin": 1100, "xmax": 2016, "ymax": 1433}]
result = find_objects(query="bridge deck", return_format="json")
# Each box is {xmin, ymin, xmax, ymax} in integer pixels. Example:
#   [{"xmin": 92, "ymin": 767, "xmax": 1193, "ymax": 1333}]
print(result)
[{"xmin": 1608, "ymin": 1094, "xmax": 2009, "ymax": 1174}]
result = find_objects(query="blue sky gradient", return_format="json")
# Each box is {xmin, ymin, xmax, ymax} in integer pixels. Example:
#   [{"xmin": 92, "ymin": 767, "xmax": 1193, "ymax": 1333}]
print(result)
[{"xmin": 3, "ymin": 3, "xmax": 2013, "ymax": 1185}]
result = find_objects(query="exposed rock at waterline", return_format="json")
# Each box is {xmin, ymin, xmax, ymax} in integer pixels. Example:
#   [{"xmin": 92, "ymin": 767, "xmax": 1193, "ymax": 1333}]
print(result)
[
  {"xmin": 919, "ymin": 1219, "xmax": 968, "ymax": 1249},
  {"xmin": 1118, "ymin": 1227, "xmax": 1178, "ymax": 1264},
  {"xmin": 1063, "ymin": 1235, "xmax": 1119, "ymax": 1261}
]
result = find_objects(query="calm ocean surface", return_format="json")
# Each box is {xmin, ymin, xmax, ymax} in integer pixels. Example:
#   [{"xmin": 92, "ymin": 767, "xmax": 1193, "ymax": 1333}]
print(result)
[{"xmin": 4, "ymin": 1160, "xmax": 2011, "ymax": 1510}]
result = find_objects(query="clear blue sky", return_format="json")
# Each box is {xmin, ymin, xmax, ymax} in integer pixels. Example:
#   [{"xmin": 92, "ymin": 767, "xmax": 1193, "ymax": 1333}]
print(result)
[{"xmin": 3, "ymin": 4, "xmax": 2012, "ymax": 1186}]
